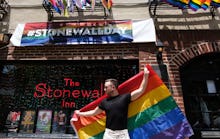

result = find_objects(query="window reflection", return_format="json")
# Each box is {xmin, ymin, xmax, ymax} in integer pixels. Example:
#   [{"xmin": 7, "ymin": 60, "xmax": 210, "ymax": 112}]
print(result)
[
  {"xmin": 189, "ymin": 84, "xmax": 220, "ymax": 130},
  {"xmin": 0, "ymin": 65, "xmax": 17, "ymax": 96}
]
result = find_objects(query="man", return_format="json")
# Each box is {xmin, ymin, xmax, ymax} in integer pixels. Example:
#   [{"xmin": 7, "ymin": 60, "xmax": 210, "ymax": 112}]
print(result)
[{"xmin": 73, "ymin": 66, "xmax": 149, "ymax": 139}]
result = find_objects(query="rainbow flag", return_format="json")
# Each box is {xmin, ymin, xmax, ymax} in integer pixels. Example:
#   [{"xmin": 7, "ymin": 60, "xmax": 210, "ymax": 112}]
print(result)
[
  {"xmin": 57, "ymin": 0, "xmax": 65, "ymax": 9},
  {"xmin": 49, "ymin": 0, "xmax": 61, "ymax": 14},
  {"xmin": 75, "ymin": 0, "xmax": 84, "ymax": 9},
  {"xmin": 211, "ymin": 0, "xmax": 220, "ymax": 7},
  {"xmin": 164, "ymin": 0, "xmax": 220, "ymax": 10},
  {"xmin": 188, "ymin": 0, "xmax": 202, "ymax": 11},
  {"xmin": 201, "ymin": 0, "xmax": 211, "ymax": 10},
  {"xmin": 62, "ymin": 0, "xmax": 69, "ymax": 17},
  {"xmin": 101, "ymin": 0, "xmax": 113, "ymax": 9},
  {"xmin": 163, "ymin": 0, "xmax": 188, "ymax": 9},
  {"xmin": 71, "ymin": 65, "xmax": 194, "ymax": 139},
  {"xmin": 84, "ymin": 0, "xmax": 96, "ymax": 11}
]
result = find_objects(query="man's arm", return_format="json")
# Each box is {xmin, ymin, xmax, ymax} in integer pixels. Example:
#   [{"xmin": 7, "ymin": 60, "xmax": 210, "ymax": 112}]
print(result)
[
  {"xmin": 131, "ymin": 66, "xmax": 149, "ymax": 101},
  {"xmin": 75, "ymin": 106, "xmax": 103, "ymax": 117}
]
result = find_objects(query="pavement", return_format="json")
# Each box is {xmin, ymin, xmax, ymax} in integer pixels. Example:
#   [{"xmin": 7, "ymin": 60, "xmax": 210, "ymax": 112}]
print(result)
[{"xmin": 0, "ymin": 133, "xmax": 78, "ymax": 139}]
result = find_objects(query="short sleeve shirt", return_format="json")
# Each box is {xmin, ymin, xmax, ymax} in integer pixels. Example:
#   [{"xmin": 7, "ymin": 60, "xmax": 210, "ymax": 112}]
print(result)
[{"xmin": 99, "ymin": 93, "xmax": 131, "ymax": 130}]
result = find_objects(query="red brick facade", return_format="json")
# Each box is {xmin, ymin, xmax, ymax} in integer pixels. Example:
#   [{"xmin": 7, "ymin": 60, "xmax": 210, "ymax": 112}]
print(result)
[
  {"xmin": 167, "ymin": 41, "xmax": 220, "ymax": 112},
  {"xmin": 1, "ymin": 31, "xmax": 220, "ymax": 114}
]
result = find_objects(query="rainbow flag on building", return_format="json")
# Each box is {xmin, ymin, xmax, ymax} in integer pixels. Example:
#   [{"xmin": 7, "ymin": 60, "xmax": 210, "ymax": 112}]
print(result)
[
  {"xmin": 211, "ymin": 0, "xmax": 220, "ymax": 7},
  {"xmin": 48, "ymin": 0, "xmax": 62, "ymax": 14},
  {"xmin": 163, "ymin": 0, "xmax": 220, "ymax": 10},
  {"xmin": 71, "ymin": 65, "xmax": 194, "ymax": 139}
]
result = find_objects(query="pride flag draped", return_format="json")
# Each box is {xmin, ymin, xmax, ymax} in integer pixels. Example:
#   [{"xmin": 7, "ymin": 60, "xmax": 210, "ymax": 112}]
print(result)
[
  {"xmin": 163, "ymin": 0, "xmax": 220, "ymax": 11},
  {"xmin": 71, "ymin": 65, "xmax": 194, "ymax": 139}
]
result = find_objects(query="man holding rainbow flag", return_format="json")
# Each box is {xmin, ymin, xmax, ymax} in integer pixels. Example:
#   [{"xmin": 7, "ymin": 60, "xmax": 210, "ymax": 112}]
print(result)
[{"xmin": 71, "ymin": 65, "xmax": 194, "ymax": 139}]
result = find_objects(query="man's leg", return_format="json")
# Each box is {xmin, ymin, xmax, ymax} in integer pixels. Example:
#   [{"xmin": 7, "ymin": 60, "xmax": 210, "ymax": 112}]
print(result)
[
  {"xmin": 118, "ymin": 129, "xmax": 130, "ymax": 139},
  {"xmin": 103, "ymin": 129, "xmax": 116, "ymax": 139},
  {"xmin": 103, "ymin": 129, "xmax": 130, "ymax": 139}
]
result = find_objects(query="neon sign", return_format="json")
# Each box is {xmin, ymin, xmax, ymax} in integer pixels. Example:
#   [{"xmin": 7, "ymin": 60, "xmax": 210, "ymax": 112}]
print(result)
[{"xmin": 34, "ymin": 78, "xmax": 104, "ymax": 108}]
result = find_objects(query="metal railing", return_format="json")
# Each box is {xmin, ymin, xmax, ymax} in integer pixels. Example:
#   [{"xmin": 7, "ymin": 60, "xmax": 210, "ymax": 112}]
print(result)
[
  {"xmin": 0, "ymin": 0, "xmax": 10, "ymax": 20},
  {"xmin": 42, "ymin": 0, "xmax": 111, "ymax": 21}
]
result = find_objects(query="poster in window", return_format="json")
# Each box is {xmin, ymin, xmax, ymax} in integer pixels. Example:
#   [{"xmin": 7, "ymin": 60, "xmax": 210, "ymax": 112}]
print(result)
[
  {"xmin": 5, "ymin": 111, "xmax": 21, "ymax": 132},
  {"xmin": 19, "ymin": 110, "xmax": 36, "ymax": 133},
  {"xmin": 52, "ymin": 110, "xmax": 67, "ymax": 133},
  {"xmin": 206, "ymin": 80, "xmax": 217, "ymax": 93},
  {"xmin": 36, "ymin": 110, "xmax": 52, "ymax": 133},
  {"xmin": 67, "ymin": 111, "xmax": 75, "ymax": 134}
]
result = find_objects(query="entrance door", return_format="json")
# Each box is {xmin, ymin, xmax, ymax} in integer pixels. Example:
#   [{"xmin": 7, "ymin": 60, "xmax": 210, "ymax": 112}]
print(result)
[{"xmin": 180, "ymin": 53, "xmax": 220, "ymax": 138}]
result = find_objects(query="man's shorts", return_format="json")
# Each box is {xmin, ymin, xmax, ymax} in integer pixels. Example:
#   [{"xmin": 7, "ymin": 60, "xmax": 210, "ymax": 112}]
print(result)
[{"xmin": 103, "ymin": 128, "xmax": 130, "ymax": 139}]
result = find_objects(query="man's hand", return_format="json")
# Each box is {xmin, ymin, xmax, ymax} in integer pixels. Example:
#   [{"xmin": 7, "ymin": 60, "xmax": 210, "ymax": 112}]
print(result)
[
  {"xmin": 144, "ymin": 66, "xmax": 150, "ymax": 75},
  {"xmin": 74, "ymin": 110, "xmax": 80, "ymax": 116},
  {"xmin": 70, "ymin": 110, "xmax": 80, "ymax": 123}
]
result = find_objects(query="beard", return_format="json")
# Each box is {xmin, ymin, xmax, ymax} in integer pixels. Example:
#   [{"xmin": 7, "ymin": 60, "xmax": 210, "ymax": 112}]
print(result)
[{"xmin": 106, "ymin": 90, "xmax": 114, "ymax": 96}]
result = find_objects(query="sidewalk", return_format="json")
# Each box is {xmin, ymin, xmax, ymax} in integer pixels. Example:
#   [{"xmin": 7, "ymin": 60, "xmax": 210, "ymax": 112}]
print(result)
[{"xmin": 0, "ymin": 133, "xmax": 78, "ymax": 139}]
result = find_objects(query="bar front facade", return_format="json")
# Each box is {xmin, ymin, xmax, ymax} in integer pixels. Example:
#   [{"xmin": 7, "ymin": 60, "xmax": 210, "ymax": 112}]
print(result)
[{"xmin": 1, "ymin": 0, "xmax": 220, "ymax": 138}]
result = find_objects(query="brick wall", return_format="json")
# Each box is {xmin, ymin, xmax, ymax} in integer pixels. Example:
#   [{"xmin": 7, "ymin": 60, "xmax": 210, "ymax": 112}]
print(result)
[
  {"xmin": 0, "ymin": 43, "xmax": 143, "ymax": 60},
  {"xmin": 170, "ymin": 47, "xmax": 220, "ymax": 114},
  {"xmin": 151, "ymin": 30, "xmax": 220, "ymax": 113},
  {"xmin": 1, "ymin": 32, "xmax": 220, "ymax": 114}
]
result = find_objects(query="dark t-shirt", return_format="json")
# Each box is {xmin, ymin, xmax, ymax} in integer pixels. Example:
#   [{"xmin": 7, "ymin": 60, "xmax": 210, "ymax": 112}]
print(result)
[{"xmin": 99, "ymin": 93, "xmax": 131, "ymax": 130}]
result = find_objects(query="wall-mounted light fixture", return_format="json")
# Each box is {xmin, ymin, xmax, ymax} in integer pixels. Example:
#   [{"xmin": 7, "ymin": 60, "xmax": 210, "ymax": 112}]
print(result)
[
  {"xmin": 156, "ymin": 40, "xmax": 164, "ymax": 64},
  {"xmin": 0, "ymin": 33, "xmax": 11, "ymax": 48}
]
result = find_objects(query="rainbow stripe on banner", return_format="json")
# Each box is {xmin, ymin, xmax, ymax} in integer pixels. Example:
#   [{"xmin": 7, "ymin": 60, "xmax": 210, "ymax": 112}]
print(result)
[
  {"xmin": 71, "ymin": 65, "xmax": 194, "ymax": 139},
  {"xmin": 20, "ymin": 20, "xmax": 133, "ymax": 46}
]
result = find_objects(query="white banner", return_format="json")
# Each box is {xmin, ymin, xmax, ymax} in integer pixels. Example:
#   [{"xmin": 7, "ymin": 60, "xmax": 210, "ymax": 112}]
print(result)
[{"xmin": 10, "ymin": 19, "xmax": 156, "ymax": 46}]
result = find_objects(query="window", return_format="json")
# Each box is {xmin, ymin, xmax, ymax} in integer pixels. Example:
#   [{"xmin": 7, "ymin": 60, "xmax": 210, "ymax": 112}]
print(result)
[{"xmin": 0, "ymin": 60, "xmax": 138, "ymax": 134}]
